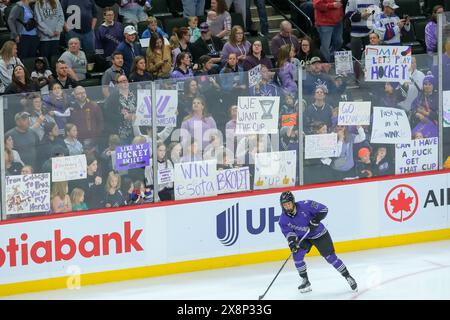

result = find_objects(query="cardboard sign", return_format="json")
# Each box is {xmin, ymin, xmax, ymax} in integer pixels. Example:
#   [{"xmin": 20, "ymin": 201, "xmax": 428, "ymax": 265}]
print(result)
[
  {"xmin": 304, "ymin": 133, "xmax": 338, "ymax": 159},
  {"xmin": 254, "ymin": 151, "xmax": 296, "ymax": 190},
  {"xmin": 6, "ymin": 173, "xmax": 51, "ymax": 215},
  {"xmin": 335, "ymin": 51, "xmax": 354, "ymax": 75},
  {"xmin": 395, "ymin": 137, "xmax": 438, "ymax": 174},
  {"xmin": 135, "ymin": 89, "xmax": 178, "ymax": 127},
  {"xmin": 158, "ymin": 168, "xmax": 174, "ymax": 185},
  {"xmin": 174, "ymin": 160, "xmax": 218, "ymax": 200},
  {"xmin": 371, "ymin": 107, "xmax": 411, "ymax": 144},
  {"xmin": 217, "ymin": 167, "xmax": 250, "ymax": 194},
  {"xmin": 115, "ymin": 143, "xmax": 150, "ymax": 170},
  {"xmin": 364, "ymin": 45, "xmax": 411, "ymax": 82},
  {"xmin": 236, "ymin": 96, "xmax": 280, "ymax": 134},
  {"xmin": 281, "ymin": 113, "xmax": 297, "ymax": 127},
  {"xmin": 248, "ymin": 64, "xmax": 262, "ymax": 87},
  {"xmin": 52, "ymin": 154, "xmax": 87, "ymax": 182},
  {"xmin": 338, "ymin": 101, "xmax": 371, "ymax": 126},
  {"xmin": 443, "ymin": 90, "xmax": 450, "ymax": 128}
]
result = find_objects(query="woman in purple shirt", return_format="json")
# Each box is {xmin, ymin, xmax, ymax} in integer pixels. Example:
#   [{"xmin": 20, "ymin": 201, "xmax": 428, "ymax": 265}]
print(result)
[
  {"xmin": 221, "ymin": 25, "xmax": 251, "ymax": 67},
  {"xmin": 277, "ymin": 44, "xmax": 297, "ymax": 95},
  {"xmin": 180, "ymin": 96, "xmax": 218, "ymax": 151},
  {"xmin": 425, "ymin": 5, "xmax": 444, "ymax": 54}
]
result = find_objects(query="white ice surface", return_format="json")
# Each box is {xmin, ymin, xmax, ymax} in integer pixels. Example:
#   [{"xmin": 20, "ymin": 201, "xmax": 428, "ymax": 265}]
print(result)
[{"xmin": 4, "ymin": 240, "xmax": 450, "ymax": 300}]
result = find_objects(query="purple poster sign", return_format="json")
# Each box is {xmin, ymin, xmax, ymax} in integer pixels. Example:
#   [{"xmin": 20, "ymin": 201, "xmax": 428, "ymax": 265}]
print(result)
[{"xmin": 115, "ymin": 143, "xmax": 150, "ymax": 170}]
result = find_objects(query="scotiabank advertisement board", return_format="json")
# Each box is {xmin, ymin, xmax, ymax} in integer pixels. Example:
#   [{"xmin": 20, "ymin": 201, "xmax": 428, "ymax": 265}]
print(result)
[{"xmin": 0, "ymin": 173, "xmax": 449, "ymax": 286}]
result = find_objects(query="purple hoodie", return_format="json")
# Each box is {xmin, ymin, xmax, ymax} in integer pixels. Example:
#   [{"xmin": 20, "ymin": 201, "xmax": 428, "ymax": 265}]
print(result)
[{"xmin": 425, "ymin": 21, "xmax": 438, "ymax": 54}]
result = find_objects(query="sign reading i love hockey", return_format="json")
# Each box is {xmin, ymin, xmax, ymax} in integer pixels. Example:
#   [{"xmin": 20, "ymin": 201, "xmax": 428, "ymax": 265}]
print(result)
[{"xmin": 364, "ymin": 45, "xmax": 411, "ymax": 82}]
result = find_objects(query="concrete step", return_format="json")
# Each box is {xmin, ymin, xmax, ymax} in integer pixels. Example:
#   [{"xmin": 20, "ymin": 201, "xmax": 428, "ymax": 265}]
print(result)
[
  {"xmin": 250, "ymin": 5, "xmax": 277, "ymax": 17},
  {"xmin": 251, "ymin": 14, "xmax": 288, "ymax": 31}
]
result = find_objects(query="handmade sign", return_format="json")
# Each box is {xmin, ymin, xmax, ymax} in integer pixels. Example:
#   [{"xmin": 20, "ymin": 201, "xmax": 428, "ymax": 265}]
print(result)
[
  {"xmin": 6, "ymin": 173, "xmax": 51, "ymax": 215},
  {"xmin": 364, "ymin": 45, "xmax": 411, "ymax": 82},
  {"xmin": 236, "ymin": 96, "xmax": 280, "ymax": 134},
  {"xmin": 52, "ymin": 154, "xmax": 87, "ymax": 182},
  {"xmin": 395, "ymin": 137, "xmax": 438, "ymax": 174},
  {"xmin": 254, "ymin": 151, "xmax": 296, "ymax": 190},
  {"xmin": 370, "ymin": 107, "xmax": 411, "ymax": 144}
]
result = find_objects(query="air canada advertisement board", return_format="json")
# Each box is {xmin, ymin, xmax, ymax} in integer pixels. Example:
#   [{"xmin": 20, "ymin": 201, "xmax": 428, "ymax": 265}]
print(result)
[{"xmin": 0, "ymin": 173, "xmax": 449, "ymax": 286}]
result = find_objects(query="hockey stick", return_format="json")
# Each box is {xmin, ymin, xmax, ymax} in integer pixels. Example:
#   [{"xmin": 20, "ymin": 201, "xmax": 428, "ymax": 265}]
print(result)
[{"xmin": 258, "ymin": 228, "xmax": 310, "ymax": 300}]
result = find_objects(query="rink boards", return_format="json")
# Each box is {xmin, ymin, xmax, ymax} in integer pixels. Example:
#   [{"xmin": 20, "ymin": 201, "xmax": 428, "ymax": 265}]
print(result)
[{"xmin": 0, "ymin": 172, "xmax": 450, "ymax": 296}]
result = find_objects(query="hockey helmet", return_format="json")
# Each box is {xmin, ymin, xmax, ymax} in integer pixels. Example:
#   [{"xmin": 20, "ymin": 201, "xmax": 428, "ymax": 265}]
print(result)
[{"xmin": 280, "ymin": 191, "xmax": 296, "ymax": 216}]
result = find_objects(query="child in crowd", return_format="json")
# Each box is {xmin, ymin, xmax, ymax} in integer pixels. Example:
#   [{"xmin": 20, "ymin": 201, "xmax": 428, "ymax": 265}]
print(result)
[
  {"xmin": 64, "ymin": 123, "xmax": 83, "ymax": 156},
  {"xmin": 51, "ymin": 181, "xmax": 72, "ymax": 214},
  {"xmin": 207, "ymin": 10, "xmax": 221, "ymax": 37},
  {"xmin": 155, "ymin": 141, "xmax": 174, "ymax": 201},
  {"xmin": 372, "ymin": 146, "xmax": 394, "ymax": 177},
  {"xmin": 31, "ymin": 57, "xmax": 54, "ymax": 95},
  {"xmin": 101, "ymin": 134, "xmax": 121, "ymax": 173},
  {"xmin": 21, "ymin": 165, "xmax": 33, "ymax": 175},
  {"xmin": 188, "ymin": 16, "xmax": 201, "ymax": 43},
  {"xmin": 355, "ymin": 147, "xmax": 373, "ymax": 178},
  {"xmin": 104, "ymin": 172, "xmax": 126, "ymax": 208},
  {"xmin": 71, "ymin": 188, "xmax": 88, "ymax": 211},
  {"xmin": 141, "ymin": 16, "xmax": 168, "ymax": 39}
]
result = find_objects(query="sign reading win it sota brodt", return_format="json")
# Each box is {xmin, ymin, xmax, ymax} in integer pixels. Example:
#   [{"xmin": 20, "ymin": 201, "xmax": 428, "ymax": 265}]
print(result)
[
  {"xmin": 236, "ymin": 96, "xmax": 280, "ymax": 134},
  {"xmin": 115, "ymin": 143, "xmax": 150, "ymax": 170},
  {"xmin": 364, "ymin": 45, "xmax": 411, "ymax": 82}
]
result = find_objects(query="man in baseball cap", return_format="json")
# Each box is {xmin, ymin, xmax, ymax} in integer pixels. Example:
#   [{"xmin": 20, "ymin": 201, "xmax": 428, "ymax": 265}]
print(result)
[
  {"xmin": 382, "ymin": 0, "xmax": 399, "ymax": 9},
  {"xmin": 115, "ymin": 25, "xmax": 143, "ymax": 76}
]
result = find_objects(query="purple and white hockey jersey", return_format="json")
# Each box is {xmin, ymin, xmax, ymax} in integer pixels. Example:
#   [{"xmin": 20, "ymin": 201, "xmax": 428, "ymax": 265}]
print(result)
[
  {"xmin": 279, "ymin": 200, "xmax": 328, "ymax": 241},
  {"xmin": 374, "ymin": 12, "xmax": 410, "ymax": 45}
]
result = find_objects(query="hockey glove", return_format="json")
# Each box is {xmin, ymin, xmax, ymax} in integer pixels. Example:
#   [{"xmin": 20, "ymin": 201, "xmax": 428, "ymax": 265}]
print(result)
[
  {"xmin": 350, "ymin": 11, "xmax": 362, "ymax": 22},
  {"xmin": 309, "ymin": 219, "xmax": 320, "ymax": 232},
  {"xmin": 288, "ymin": 236, "xmax": 300, "ymax": 254}
]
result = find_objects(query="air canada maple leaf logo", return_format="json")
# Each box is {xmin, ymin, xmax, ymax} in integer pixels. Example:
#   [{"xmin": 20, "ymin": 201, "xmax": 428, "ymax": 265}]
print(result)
[{"xmin": 384, "ymin": 184, "xmax": 419, "ymax": 222}]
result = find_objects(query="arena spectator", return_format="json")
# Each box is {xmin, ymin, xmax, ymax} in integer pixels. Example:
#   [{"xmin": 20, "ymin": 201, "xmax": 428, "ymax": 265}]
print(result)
[
  {"xmin": 225, "ymin": 0, "xmax": 246, "ymax": 29},
  {"xmin": 277, "ymin": 44, "xmax": 297, "ymax": 95},
  {"xmin": 354, "ymin": 147, "xmax": 373, "ymax": 178},
  {"xmin": 242, "ymin": 40, "xmax": 273, "ymax": 71},
  {"xmin": 188, "ymin": 16, "xmax": 201, "ymax": 43},
  {"xmin": 5, "ymin": 133, "xmax": 25, "ymax": 166},
  {"xmin": 245, "ymin": 0, "xmax": 269, "ymax": 36},
  {"xmin": 58, "ymin": 38, "xmax": 88, "ymax": 81},
  {"xmin": 103, "ymin": 74, "xmax": 136, "ymax": 143},
  {"xmin": 219, "ymin": 52, "xmax": 246, "ymax": 114},
  {"xmin": 331, "ymin": 125, "xmax": 366, "ymax": 180},
  {"xmin": 30, "ymin": 57, "xmax": 53, "ymax": 94},
  {"xmin": 70, "ymin": 154, "xmax": 105, "ymax": 209},
  {"xmin": 42, "ymin": 81, "xmax": 72, "ymax": 133},
  {"xmin": 34, "ymin": 0, "xmax": 65, "ymax": 63},
  {"xmin": 196, "ymin": 56, "xmax": 221, "ymax": 101},
  {"xmin": 6, "ymin": 111, "xmax": 40, "ymax": 168},
  {"xmin": 141, "ymin": 16, "xmax": 168, "ymax": 39},
  {"xmin": 410, "ymin": 73, "xmax": 438, "ymax": 138},
  {"xmin": 425, "ymin": 5, "xmax": 444, "ymax": 54},
  {"xmin": 221, "ymin": 25, "xmax": 251, "ymax": 66},
  {"xmin": 61, "ymin": 0, "xmax": 97, "ymax": 54},
  {"xmin": 303, "ymin": 56, "xmax": 336, "ymax": 96},
  {"xmin": 129, "ymin": 55, "xmax": 153, "ymax": 83},
  {"xmin": 71, "ymin": 187, "xmax": 88, "ymax": 211},
  {"xmin": 178, "ymin": 78, "xmax": 202, "ymax": 125},
  {"xmin": 345, "ymin": 0, "xmax": 380, "ymax": 80},
  {"xmin": 5, "ymin": 148, "xmax": 23, "ymax": 175},
  {"xmin": 180, "ymin": 96, "xmax": 218, "ymax": 150},
  {"xmin": 379, "ymin": 82, "xmax": 406, "ymax": 108},
  {"xmin": 209, "ymin": 0, "xmax": 231, "ymax": 40},
  {"xmin": 104, "ymin": 172, "xmax": 126, "ymax": 207},
  {"xmin": 101, "ymin": 51, "xmax": 125, "ymax": 97},
  {"xmin": 167, "ymin": 141, "xmax": 183, "ymax": 164},
  {"xmin": 174, "ymin": 27, "xmax": 194, "ymax": 59},
  {"xmin": 28, "ymin": 93, "xmax": 57, "ymax": 140},
  {"xmin": 51, "ymin": 181, "xmax": 72, "ymax": 213},
  {"xmin": 249, "ymin": 64, "xmax": 279, "ymax": 96},
  {"xmin": 4, "ymin": 64, "xmax": 39, "ymax": 95},
  {"xmin": 115, "ymin": 25, "xmax": 144, "ymax": 76},
  {"xmin": 304, "ymin": 83, "xmax": 334, "ymax": 134},
  {"xmin": 37, "ymin": 121, "xmax": 69, "ymax": 169},
  {"xmin": 270, "ymin": 21, "xmax": 300, "ymax": 60},
  {"xmin": 64, "ymin": 123, "xmax": 83, "ymax": 155},
  {"xmin": 117, "ymin": 0, "xmax": 151, "ymax": 25},
  {"xmin": 297, "ymin": 37, "xmax": 321, "ymax": 67},
  {"xmin": 95, "ymin": 6, "xmax": 124, "ymax": 67},
  {"xmin": 53, "ymin": 60, "xmax": 79, "ymax": 90},
  {"xmin": 398, "ymin": 57, "xmax": 425, "ymax": 112},
  {"xmin": 68, "ymin": 86, "xmax": 104, "ymax": 144},
  {"xmin": 0, "ymin": 40, "xmax": 23, "ymax": 92},
  {"xmin": 313, "ymin": 0, "xmax": 344, "ymax": 62},
  {"xmin": 171, "ymin": 52, "xmax": 195, "ymax": 80},
  {"xmin": 372, "ymin": 145, "xmax": 394, "ymax": 176},
  {"xmin": 374, "ymin": 0, "xmax": 410, "ymax": 45},
  {"xmin": 7, "ymin": 0, "xmax": 40, "ymax": 59},
  {"xmin": 191, "ymin": 22, "xmax": 223, "ymax": 64},
  {"xmin": 169, "ymin": 34, "xmax": 181, "ymax": 65},
  {"xmin": 182, "ymin": 0, "xmax": 205, "ymax": 17},
  {"xmin": 180, "ymin": 138, "xmax": 202, "ymax": 162},
  {"xmin": 280, "ymin": 125, "xmax": 299, "ymax": 152},
  {"xmin": 146, "ymin": 32, "xmax": 172, "ymax": 79}
]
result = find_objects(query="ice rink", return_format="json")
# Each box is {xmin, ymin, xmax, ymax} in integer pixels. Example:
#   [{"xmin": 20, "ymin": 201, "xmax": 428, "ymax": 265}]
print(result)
[{"xmin": 4, "ymin": 240, "xmax": 450, "ymax": 300}]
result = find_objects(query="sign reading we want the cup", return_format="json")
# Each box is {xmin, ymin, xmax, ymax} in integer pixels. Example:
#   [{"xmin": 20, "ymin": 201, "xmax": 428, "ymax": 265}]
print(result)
[
  {"xmin": 236, "ymin": 96, "xmax": 280, "ymax": 134},
  {"xmin": 364, "ymin": 45, "xmax": 411, "ymax": 82}
]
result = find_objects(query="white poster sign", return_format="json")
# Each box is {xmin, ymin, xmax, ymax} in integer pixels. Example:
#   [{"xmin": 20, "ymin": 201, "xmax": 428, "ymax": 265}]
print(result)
[
  {"xmin": 174, "ymin": 160, "xmax": 218, "ymax": 200},
  {"xmin": 335, "ymin": 51, "xmax": 354, "ymax": 75},
  {"xmin": 217, "ymin": 166, "xmax": 250, "ymax": 194},
  {"xmin": 158, "ymin": 168, "xmax": 174, "ymax": 185},
  {"xmin": 236, "ymin": 96, "xmax": 280, "ymax": 134},
  {"xmin": 338, "ymin": 101, "xmax": 371, "ymax": 125},
  {"xmin": 52, "ymin": 154, "xmax": 87, "ymax": 182},
  {"xmin": 5, "ymin": 173, "xmax": 51, "ymax": 215},
  {"xmin": 371, "ymin": 107, "xmax": 411, "ymax": 144},
  {"xmin": 135, "ymin": 89, "xmax": 178, "ymax": 127},
  {"xmin": 364, "ymin": 45, "xmax": 411, "ymax": 82},
  {"xmin": 304, "ymin": 133, "xmax": 338, "ymax": 159},
  {"xmin": 443, "ymin": 90, "xmax": 450, "ymax": 128},
  {"xmin": 395, "ymin": 137, "xmax": 438, "ymax": 174},
  {"xmin": 254, "ymin": 151, "xmax": 296, "ymax": 190},
  {"xmin": 248, "ymin": 64, "xmax": 262, "ymax": 87}
]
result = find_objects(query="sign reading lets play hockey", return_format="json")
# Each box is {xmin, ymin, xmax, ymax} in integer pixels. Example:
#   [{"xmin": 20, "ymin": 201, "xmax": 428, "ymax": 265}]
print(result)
[{"xmin": 364, "ymin": 45, "xmax": 411, "ymax": 82}]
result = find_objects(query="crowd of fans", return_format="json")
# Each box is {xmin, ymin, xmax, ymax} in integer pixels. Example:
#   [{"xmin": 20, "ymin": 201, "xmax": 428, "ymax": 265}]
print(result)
[{"xmin": 1, "ymin": 0, "xmax": 449, "ymax": 217}]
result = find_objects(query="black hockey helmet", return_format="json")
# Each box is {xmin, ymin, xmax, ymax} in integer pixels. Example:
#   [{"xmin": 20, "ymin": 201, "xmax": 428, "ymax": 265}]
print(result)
[{"xmin": 280, "ymin": 191, "xmax": 296, "ymax": 216}]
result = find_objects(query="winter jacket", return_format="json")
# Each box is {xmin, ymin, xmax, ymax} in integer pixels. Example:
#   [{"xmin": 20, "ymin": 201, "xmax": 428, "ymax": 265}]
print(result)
[{"xmin": 313, "ymin": 0, "xmax": 344, "ymax": 26}]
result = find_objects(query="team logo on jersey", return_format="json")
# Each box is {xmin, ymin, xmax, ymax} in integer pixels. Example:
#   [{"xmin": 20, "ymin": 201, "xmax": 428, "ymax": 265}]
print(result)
[
  {"xmin": 216, "ymin": 203, "xmax": 240, "ymax": 246},
  {"xmin": 384, "ymin": 184, "xmax": 419, "ymax": 222}
]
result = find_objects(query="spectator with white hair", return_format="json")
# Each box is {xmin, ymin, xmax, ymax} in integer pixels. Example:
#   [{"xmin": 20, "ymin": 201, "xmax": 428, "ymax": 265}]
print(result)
[
  {"xmin": 270, "ymin": 20, "xmax": 300, "ymax": 59},
  {"xmin": 58, "ymin": 37, "xmax": 88, "ymax": 81}
]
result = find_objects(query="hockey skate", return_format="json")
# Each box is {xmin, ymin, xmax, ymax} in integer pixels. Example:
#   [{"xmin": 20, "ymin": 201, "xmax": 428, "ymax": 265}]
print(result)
[
  {"xmin": 298, "ymin": 277, "xmax": 312, "ymax": 293},
  {"xmin": 345, "ymin": 275, "xmax": 358, "ymax": 292}
]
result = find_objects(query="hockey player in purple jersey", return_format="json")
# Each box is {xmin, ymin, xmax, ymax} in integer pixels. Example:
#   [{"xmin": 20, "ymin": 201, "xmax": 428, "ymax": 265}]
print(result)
[{"xmin": 279, "ymin": 191, "xmax": 358, "ymax": 293}]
